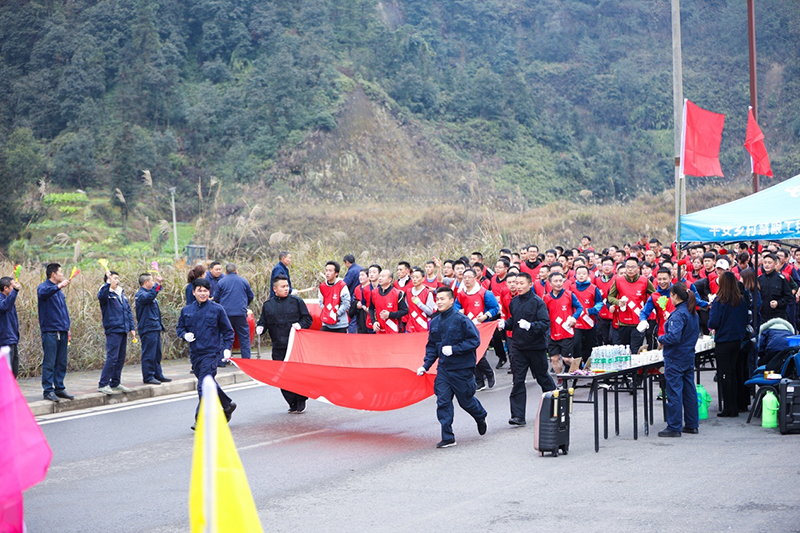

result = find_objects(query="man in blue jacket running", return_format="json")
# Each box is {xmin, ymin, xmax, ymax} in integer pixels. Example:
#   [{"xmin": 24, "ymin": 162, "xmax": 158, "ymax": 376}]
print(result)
[{"xmin": 417, "ymin": 286, "xmax": 488, "ymax": 448}]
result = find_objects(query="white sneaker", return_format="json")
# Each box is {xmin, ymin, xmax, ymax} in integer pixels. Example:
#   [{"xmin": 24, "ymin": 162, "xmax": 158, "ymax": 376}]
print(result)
[
  {"xmin": 112, "ymin": 384, "xmax": 134, "ymax": 393},
  {"xmin": 98, "ymin": 385, "xmax": 114, "ymax": 395}
]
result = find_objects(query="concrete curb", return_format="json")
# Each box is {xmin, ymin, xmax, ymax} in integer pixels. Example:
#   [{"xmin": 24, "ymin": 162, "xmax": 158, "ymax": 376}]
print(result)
[{"xmin": 30, "ymin": 371, "xmax": 253, "ymax": 417}]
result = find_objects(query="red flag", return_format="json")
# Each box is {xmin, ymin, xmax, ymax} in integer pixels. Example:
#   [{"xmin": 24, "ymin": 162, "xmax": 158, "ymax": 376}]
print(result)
[
  {"xmin": 234, "ymin": 323, "xmax": 497, "ymax": 411},
  {"xmin": 0, "ymin": 347, "xmax": 52, "ymax": 531},
  {"xmin": 680, "ymin": 100, "xmax": 725, "ymax": 177},
  {"xmin": 744, "ymin": 107, "xmax": 773, "ymax": 177}
]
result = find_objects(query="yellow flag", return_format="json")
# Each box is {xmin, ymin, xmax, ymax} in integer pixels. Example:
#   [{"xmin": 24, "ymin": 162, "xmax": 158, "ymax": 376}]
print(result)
[{"xmin": 189, "ymin": 377, "xmax": 263, "ymax": 532}]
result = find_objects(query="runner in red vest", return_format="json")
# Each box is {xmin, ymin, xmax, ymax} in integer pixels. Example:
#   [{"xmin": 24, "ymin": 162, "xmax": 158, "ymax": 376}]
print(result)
[
  {"xmin": 543, "ymin": 271, "xmax": 583, "ymax": 376},
  {"xmin": 519, "ymin": 245, "xmax": 542, "ymax": 279},
  {"xmin": 351, "ymin": 270, "xmax": 375, "ymax": 334},
  {"xmin": 499, "ymin": 270, "xmax": 519, "ymax": 375},
  {"xmin": 394, "ymin": 261, "xmax": 412, "ymax": 290},
  {"xmin": 533, "ymin": 263, "xmax": 550, "ymax": 298},
  {"xmin": 638, "ymin": 268, "xmax": 675, "ymax": 338},
  {"xmin": 406, "ymin": 267, "xmax": 435, "ymax": 333},
  {"xmin": 595, "ymin": 256, "xmax": 616, "ymax": 346},
  {"xmin": 370, "ymin": 269, "xmax": 408, "ymax": 334},
  {"xmin": 318, "ymin": 261, "xmax": 351, "ymax": 333},
  {"xmin": 572, "ymin": 265, "xmax": 603, "ymax": 368},
  {"xmin": 455, "ymin": 269, "xmax": 500, "ymax": 390},
  {"xmin": 488, "ymin": 258, "xmax": 511, "ymax": 368},
  {"xmin": 444, "ymin": 260, "xmax": 467, "ymax": 295},
  {"xmin": 608, "ymin": 257, "xmax": 655, "ymax": 353},
  {"xmin": 423, "ymin": 259, "xmax": 443, "ymax": 289}
]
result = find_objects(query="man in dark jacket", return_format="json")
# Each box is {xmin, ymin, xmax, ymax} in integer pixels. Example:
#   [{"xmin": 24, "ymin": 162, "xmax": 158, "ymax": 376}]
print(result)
[
  {"xmin": 135, "ymin": 272, "xmax": 171, "ymax": 385},
  {"xmin": 417, "ymin": 286, "xmax": 487, "ymax": 448},
  {"xmin": 758, "ymin": 254, "xmax": 794, "ymax": 322},
  {"xmin": 270, "ymin": 252, "xmax": 293, "ymax": 298},
  {"xmin": 37, "ymin": 263, "xmax": 74, "ymax": 402},
  {"xmin": 256, "ymin": 275, "xmax": 313, "ymax": 413},
  {"xmin": 507, "ymin": 272, "xmax": 554, "ymax": 426},
  {"xmin": 97, "ymin": 270, "xmax": 136, "ymax": 394},
  {"xmin": 216, "ymin": 263, "xmax": 255, "ymax": 360},
  {"xmin": 177, "ymin": 278, "xmax": 236, "ymax": 429},
  {"xmin": 343, "ymin": 254, "xmax": 362, "ymax": 333},
  {"xmin": 0, "ymin": 276, "xmax": 21, "ymax": 377},
  {"xmin": 205, "ymin": 261, "xmax": 225, "ymax": 300}
]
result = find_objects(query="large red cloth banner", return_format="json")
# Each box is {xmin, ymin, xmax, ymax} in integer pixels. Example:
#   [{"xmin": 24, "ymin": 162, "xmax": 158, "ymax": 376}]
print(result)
[{"xmin": 234, "ymin": 322, "xmax": 497, "ymax": 411}]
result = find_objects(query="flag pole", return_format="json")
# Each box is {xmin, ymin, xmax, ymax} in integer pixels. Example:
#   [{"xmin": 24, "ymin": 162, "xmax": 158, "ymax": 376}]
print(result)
[
  {"xmin": 747, "ymin": 0, "xmax": 759, "ymax": 193},
  {"xmin": 671, "ymin": 0, "xmax": 685, "ymax": 248}
]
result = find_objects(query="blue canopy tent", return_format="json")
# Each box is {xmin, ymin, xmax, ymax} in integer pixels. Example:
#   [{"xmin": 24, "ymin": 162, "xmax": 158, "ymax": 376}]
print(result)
[{"xmin": 680, "ymin": 173, "xmax": 800, "ymax": 243}]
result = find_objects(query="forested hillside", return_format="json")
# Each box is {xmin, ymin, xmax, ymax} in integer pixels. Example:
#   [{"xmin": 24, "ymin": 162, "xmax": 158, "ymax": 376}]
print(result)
[{"xmin": 1, "ymin": 0, "xmax": 799, "ymax": 253}]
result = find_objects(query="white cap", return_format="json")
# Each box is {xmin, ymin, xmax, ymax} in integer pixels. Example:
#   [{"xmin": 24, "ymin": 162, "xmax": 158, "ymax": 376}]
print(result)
[{"xmin": 715, "ymin": 258, "xmax": 730, "ymax": 270}]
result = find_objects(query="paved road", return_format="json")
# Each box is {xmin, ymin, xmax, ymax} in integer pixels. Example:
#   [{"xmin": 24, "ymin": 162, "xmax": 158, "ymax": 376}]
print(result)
[{"xmin": 26, "ymin": 368, "xmax": 800, "ymax": 532}]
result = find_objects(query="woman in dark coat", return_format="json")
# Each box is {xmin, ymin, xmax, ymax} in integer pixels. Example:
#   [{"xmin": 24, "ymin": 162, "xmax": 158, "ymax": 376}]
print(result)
[
  {"xmin": 657, "ymin": 282, "xmax": 701, "ymax": 437},
  {"xmin": 708, "ymin": 272, "xmax": 749, "ymax": 417}
]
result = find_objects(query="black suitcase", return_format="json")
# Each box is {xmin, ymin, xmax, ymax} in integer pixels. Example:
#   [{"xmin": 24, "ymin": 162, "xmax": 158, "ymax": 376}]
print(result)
[
  {"xmin": 534, "ymin": 387, "xmax": 572, "ymax": 457},
  {"xmin": 778, "ymin": 379, "xmax": 800, "ymax": 434}
]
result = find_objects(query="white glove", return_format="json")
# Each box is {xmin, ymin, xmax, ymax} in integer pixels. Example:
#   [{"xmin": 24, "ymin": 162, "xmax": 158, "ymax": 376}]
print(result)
[
  {"xmin": 498, "ymin": 319, "xmax": 505, "ymax": 330},
  {"xmin": 256, "ymin": 325, "xmax": 264, "ymax": 336},
  {"xmin": 290, "ymin": 289, "xmax": 299, "ymax": 296},
  {"xmin": 184, "ymin": 332, "xmax": 195, "ymax": 342},
  {"xmin": 442, "ymin": 345, "xmax": 453, "ymax": 356},
  {"xmin": 222, "ymin": 349, "xmax": 232, "ymax": 361},
  {"xmin": 416, "ymin": 366, "xmax": 426, "ymax": 376},
  {"xmin": 708, "ymin": 293, "xmax": 716, "ymax": 303},
  {"xmin": 565, "ymin": 316, "xmax": 577, "ymax": 328},
  {"xmin": 518, "ymin": 319, "xmax": 531, "ymax": 331},
  {"xmin": 292, "ymin": 323, "xmax": 301, "ymax": 330},
  {"xmin": 636, "ymin": 320, "xmax": 649, "ymax": 333}
]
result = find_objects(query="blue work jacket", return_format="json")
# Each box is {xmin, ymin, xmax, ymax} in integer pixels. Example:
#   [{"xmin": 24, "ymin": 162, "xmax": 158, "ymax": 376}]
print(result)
[
  {"xmin": 176, "ymin": 300, "xmax": 234, "ymax": 358},
  {"xmin": 135, "ymin": 285, "xmax": 164, "ymax": 334},
  {"xmin": 216, "ymin": 273, "xmax": 254, "ymax": 317},
  {"xmin": 423, "ymin": 306, "xmax": 481, "ymax": 371},
  {"xmin": 657, "ymin": 301, "xmax": 700, "ymax": 364},
  {"xmin": 0, "ymin": 289, "xmax": 20, "ymax": 345},
  {"xmin": 37, "ymin": 280, "xmax": 70, "ymax": 332},
  {"xmin": 98, "ymin": 284, "xmax": 135, "ymax": 335}
]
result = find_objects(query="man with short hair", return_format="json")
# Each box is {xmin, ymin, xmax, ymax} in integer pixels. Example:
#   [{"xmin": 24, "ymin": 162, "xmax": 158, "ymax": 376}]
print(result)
[
  {"xmin": 370, "ymin": 269, "xmax": 408, "ymax": 333},
  {"xmin": 217, "ymin": 263, "xmax": 255, "ymax": 359},
  {"xmin": 423, "ymin": 260, "xmax": 442, "ymax": 289},
  {"xmin": 417, "ymin": 286, "xmax": 488, "ymax": 448},
  {"xmin": 343, "ymin": 254, "xmax": 363, "ymax": 333},
  {"xmin": 37, "ymin": 263, "xmax": 74, "ymax": 402},
  {"xmin": 206, "ymin": 261, "xmax": 225, "ymax": 300},
  {"xmin": 136, "ymin": 272, "xmax": 171, "ymax": 385},
  {"xmin": 177, "ymin": 278, "xmax": 236, "ymax": 430},
  {"xmin": 608, "ymin": 257, "xmax": 655, "ymax": 352},
  {"xmin": 543, "ymin": 271, "xmax": 583, "ymax": 375},
  {"xmin": 97, "ymin": 270, "xmax": 136, "ymax": 393},
  {"xmin": 456, "ymin": 269, "xmax": 499, "ymax": 390},
  {"xmin": 595, "ymin": 256, "xmax": 616, "ymax": 346},
  {"xmin": 507, "ymin": 273, "xmax": 555, "ymax": 426},
  {"xmin": 318, "ymin": 261, "xmax": 351, "ymax": 333},
  {"xmin": 488, "ymin": 258, "xmax": 511, "ymax": 368},
  {"xmin": 395, "ymin": 261, "xmax": 412, "ymax": 290},
  {"xmin": 257, "ymin": 275, "xmax": 313, "ymax": 413},
  {"xmin": 0, "ymin": 276, "xmax": 21, "ymax": 377},
  {"xmin": 270, "ymin": 252, "xmax": 293, "ymax": 299},
  {"xmin": 405, "ymin": 267, "xmax": 436, "ymax": 333},
  {"xmin": 758, "ymin": 254, "xmax": 794, "ymax": 322}
]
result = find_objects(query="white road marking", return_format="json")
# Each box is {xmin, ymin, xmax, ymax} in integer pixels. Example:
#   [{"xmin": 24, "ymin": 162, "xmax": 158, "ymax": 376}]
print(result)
[
  {"xmin": 36, "ymin": 382, "xmax": 263, "ymax": 424},
  {"xmin": 237, "ymin": 429, "xmax": 332, "ymax": 451}
]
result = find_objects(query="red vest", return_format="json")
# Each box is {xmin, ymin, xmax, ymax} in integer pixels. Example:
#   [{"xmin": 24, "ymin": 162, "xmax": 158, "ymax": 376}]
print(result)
[
  {"xmin": 502, "ymin": 291, "xmax": 516, "ymax": 337},
  {"xmin": 371, "ymin": 286, "xmax": 403, "ymax": 333},
  {"xmin": 354, "ymin": 284, "xmax": 373, "ymax": 330},
  {"xmin": 595, "ymin": 274, "xmax": 615, "ymax": 320},
  {"xmin": 649, "ymin": 291, "xmax": 675, "ymax": 336},
  {"xmin": 544, "ymin": 290, "xmax": 576, "ymax": 340},
  {"xmin": 457, "ymin": 287, "xmax": 487, "ymax": 322},
  {"xmin": 488, "ymin": 275, "xmax": 509, "ymax": 302},
  {"xmin": 319, "ymin": 279, "xmax": 347, "ymax": 325},
  {"xmin": 573, "ymin": 283, "xmax": 597, "ymax": 330},
  {"xmin": 533, "ymin": 279, "xmax": 548, "ymax": 298},
  {"xmin": 422, "ymin": 277, "xmax": 441, "ymax": 290},
  {"xmin": 405, "ymin": 286, "xmax": 432, "ymax": 332},
  {"xmin": 520, "ymin": 262, "xmax": 542, "ymax": 279},
  {"xmin": 394, "ymin": 277, "xmax": 411, "ymax": 291},
  {"xmin": 615, "ymin": 276, "xmax": 649, "ymax": 325}
]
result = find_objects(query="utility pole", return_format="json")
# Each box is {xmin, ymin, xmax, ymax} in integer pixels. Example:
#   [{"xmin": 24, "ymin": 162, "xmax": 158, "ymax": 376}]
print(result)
[
  {"xmin": 671, "ymin": 0, "xmax": 685, "ymax": 244},
  {"xmin": 747, "ymin": 0, "xmax": 759, "ymax": 194},
  {"xmin": 169, "ymin": 187, "xmax": 179, "ymax": 263}
]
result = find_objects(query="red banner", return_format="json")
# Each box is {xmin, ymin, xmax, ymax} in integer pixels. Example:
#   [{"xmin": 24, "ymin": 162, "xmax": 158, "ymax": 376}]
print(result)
[
  {"xmin": 234, "ymin": 322, "xmax": 497, "ymax": 411},
  {"xmin": 744, "ymin": 107, "xmax": 773, "ymax": 177},
  {"xmin": 681, "ymin": 99, "xmax": 725, "ymax": 177}
]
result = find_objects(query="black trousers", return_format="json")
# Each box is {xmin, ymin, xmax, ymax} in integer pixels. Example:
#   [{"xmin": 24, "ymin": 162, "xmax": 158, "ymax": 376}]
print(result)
[
  {"xmin": 509, "ymin": 348, "xmax": 555, "ymax": 420},
  {"xmin": 474, "ymin": 354, "xmax": 494, "ymax": 385},
  {"xmin": 615, "ymin": 325, "xmax": 646, "ymax": 354},
  {"xmin": 597, "ymin": 318, "xmax": 614, "ymax": 346},
  {"xmin": 716, "ymin": 340, "xmax": 751, "ymax": 414},
  {"xmin": 6, "ymin": 344, "xmax": 19, "ymax": 378},
  {"xmin": 272, "ymin": 347, "xmax": 308, "ymax": 409},
  {"xmin": 573, "ymin": 327, "xmax": 597, "ymax": 363},
  {"xmin": 490, "ymin": 329, "xmax": 507, "ymax": 362}
]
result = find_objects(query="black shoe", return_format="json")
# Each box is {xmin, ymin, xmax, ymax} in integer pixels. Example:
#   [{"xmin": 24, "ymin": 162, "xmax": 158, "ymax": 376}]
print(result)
[
  {"xmin": 156, "ymin": 376, "xmax": 172, "ymax": 382},
  {"xmin": 496, "ymin": 359, "xmax": 507, "ymax": 369},
  {"xmin": 295, "ymin": 399, "xmax": 306, "ymax": 414},
  {"xmin": 191, "ymin": 421, "xmax": 196, "ymax": 431},
  {"xmin": 44, "ymin": 392, "xmax": 60, "ymax": 403},
  {"xmin": 658, "ymin": 429, "xmax": 681, "ymax": 437},
  {"xmin": 717, "ymin": 412, "xmax": 738, "ymax": 418},
  {"xmin": 436, "ymin": 439, "xmax": 456, "ymax": 448},
  {"xmin": 224, "ymin": 402, "xmax": 237, "ymax": 422},
  {"xmin": 508, "ymin": 417, "xmax": 526, "ymax": 426},
  {"xmin": 218, "ymin": 361, "xmax": 228, "ymax": 367},
  {"xmin": 144, "ymin": 379, "xmax": 161, "ymax": 385},
  {"xmin": 475, "ymin": 382, "xmax": 486, "ymax": 392},
  {"xmin": 507, "ymin": 369, "xmax": 513, "ymax": 374},
  {"xmin": 477, "ymin": 417, "xmax": 487, "ymax": 435},
  {"xmin": 487, "ymin": 373, "xmax": 496, "ymax": 389},
  {"xmin": 55, "ymin": 390, "xmax": 74, "ymax": 400},
  {"xmin": 683, "ymin": 427, "xmax": 699, "ymax": 434}
]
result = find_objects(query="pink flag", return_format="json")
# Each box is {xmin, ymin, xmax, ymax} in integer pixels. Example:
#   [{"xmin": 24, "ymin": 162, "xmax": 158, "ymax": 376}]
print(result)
[{"xmin": 0, "ymin": 347, "xmax": 52, "ymax": 531}]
